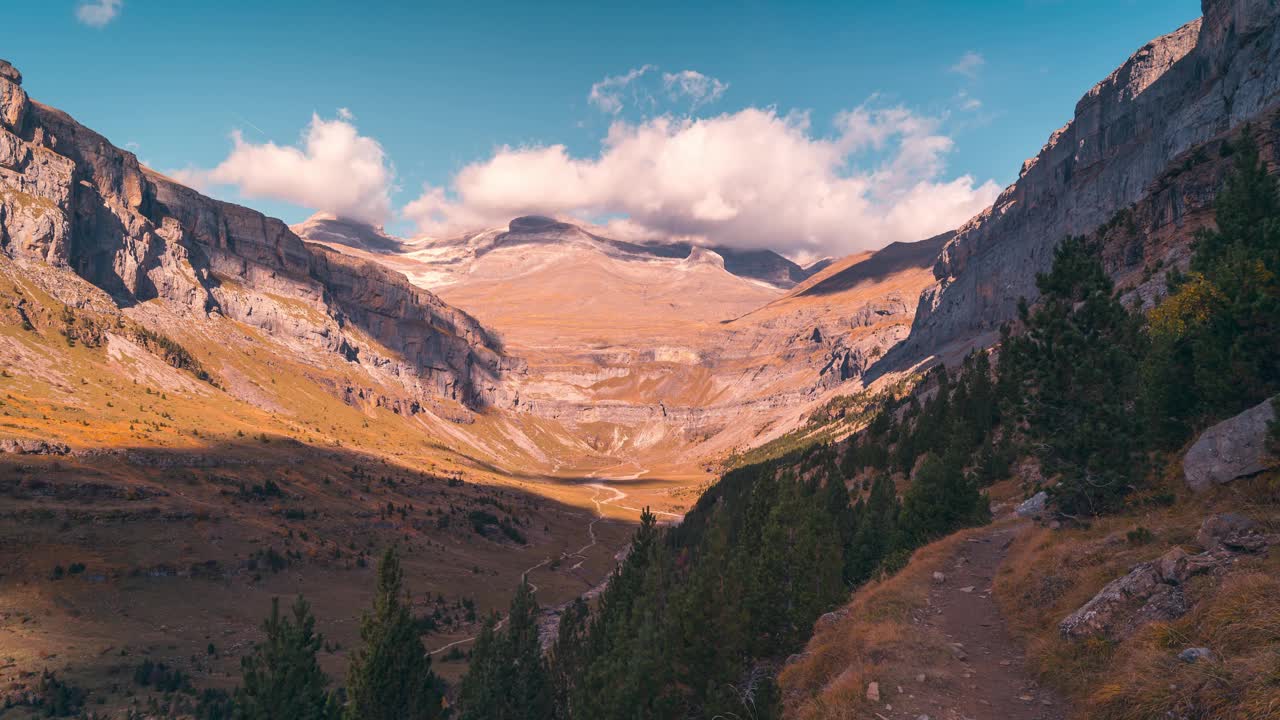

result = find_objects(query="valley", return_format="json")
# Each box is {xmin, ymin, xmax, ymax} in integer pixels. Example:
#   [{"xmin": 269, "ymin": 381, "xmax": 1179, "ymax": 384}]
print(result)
[{"xmin": 2, "ymin": 0, "xmax": 1280, "ymax": 718}]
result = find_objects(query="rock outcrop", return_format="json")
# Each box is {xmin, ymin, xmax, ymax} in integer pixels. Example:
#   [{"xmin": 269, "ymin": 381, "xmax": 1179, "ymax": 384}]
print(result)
[
  {"xmin": 1059, "ymin": 547, "xmax": 1215, "ymax": 641},
  {"xmin": 1015, "ymin": 491, "xmax": 1048, "ymax": 519},
  {"xmin": 905, "ymin": 0, "xmax": 1280, "ymax": 356},
  {"xmin": 0, "ymin": 60, "xmax": 512, "ymax": 409},
  {"xmin": 1060, "ymin": 514, "xmax": 1270, "ymax": 641},
  {"xmin": 1183, "ymin": 395, "xmax": 1278, "ymax": 492}
]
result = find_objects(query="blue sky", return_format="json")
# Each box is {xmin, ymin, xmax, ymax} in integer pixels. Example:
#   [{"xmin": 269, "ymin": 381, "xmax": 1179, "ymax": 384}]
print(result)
[{"xmin": 2, "ymin": 0, "xmax": 1201, "ymax": 256}]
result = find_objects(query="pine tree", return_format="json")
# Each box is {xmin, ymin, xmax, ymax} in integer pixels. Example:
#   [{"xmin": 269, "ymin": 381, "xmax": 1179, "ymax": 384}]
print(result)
[
  {"xmin": 547, "ymin": 597, "xmax": 587, "ymax": 719},
  {"xmin": 345, "ymin": 547, "xmax": 442, "ymax": 720},
  {"xmin": 458, "ymin": 577, "xmax": 553, "ymax": 720},
  {"xmin": 845, "ymin": 474, "xmax": 901, "ymax": 584},
  {"xmin": 898, "ymin": 450, "xmax": 989, "ymax": 545},
  {"xmin": 457, "ymin": 616, "xmax": 503, "ymax": 720},
  {"xmin": 1003, "ymin": 236, "xmax": 1145, "ymax": 515},
  {"xmin": 236, "ymin": 596, "xmax": 336, "ymax": 720},
  {"xmin": 504, "ymin": 577, "xmax": 554, "ymax": 719}
]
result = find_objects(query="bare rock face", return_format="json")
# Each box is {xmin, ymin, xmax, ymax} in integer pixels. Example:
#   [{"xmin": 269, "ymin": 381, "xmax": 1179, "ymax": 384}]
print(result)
[
  {"xmin": 1183, "ymin": 395, "xmax": 1278, "ymax": 492},
  {"xmin": 0, "ymin": 60, "xmax": 512, "ymax": 409},
  {"xmin": 906, "ymin": 0, "xmax": 1280, "ymax": 356}
]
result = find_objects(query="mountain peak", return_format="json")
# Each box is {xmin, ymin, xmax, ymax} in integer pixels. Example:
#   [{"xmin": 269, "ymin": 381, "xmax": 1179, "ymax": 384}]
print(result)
[
  {"xmin": 683, "ymin": 246, "xmax": 726, "ymax": 270},
  {"xmin": 507, "ymin": 215, "xmax": 577, "ymax": 233},
  {"xmin": 291, "ymin": 212, "xmax": 403, "ymax": 253}
]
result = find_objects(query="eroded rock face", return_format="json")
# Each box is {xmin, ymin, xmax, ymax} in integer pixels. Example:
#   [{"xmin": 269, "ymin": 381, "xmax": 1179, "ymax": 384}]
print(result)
[
  {"xmin": 1184, "ymin": 396, "xmax": 1278, "ymax": 492},
  {"xmin": 0, "ymin": 61, "xmax": 512, "ymax": 409},
  {"xmin": 906, "ymin": 0, "xmax": 1280, "ymax": 356}
]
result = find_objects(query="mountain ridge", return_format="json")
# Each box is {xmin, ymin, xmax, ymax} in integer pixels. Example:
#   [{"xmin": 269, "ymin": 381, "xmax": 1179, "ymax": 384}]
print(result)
[{"xmin": 902, "ymin": 0, "xmax": 1280, "ymax": 360}]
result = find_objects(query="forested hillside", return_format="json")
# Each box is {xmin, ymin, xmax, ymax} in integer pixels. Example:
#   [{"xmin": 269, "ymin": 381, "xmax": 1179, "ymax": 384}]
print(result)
[{"xmin": 443, "ymin": 125, "xmax": 1280, "ymax": 720}]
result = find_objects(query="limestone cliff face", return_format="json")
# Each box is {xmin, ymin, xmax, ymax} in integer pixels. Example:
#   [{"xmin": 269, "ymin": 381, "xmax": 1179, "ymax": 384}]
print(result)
[
  {"xmin": 907, "ymin": 0, "xmax": 1280, "ymax": 355},
  {"xmin": 0, "ymin": 61, "xmax": 512, "ymax": 409}
]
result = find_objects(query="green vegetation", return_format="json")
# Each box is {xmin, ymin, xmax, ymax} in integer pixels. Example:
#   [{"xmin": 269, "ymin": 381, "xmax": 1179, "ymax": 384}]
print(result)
[
  {"xmin": 1141, "ymin": 129, "xmax": 1280, "ymax": 447},
  {"xmin": 457, "ymin": 577, "xmax": 553, "ymax": 720},
  {"xmin": 131, "ymin": 326, "xmax": 216, "ymax": 384},
  {"xmin": 450, "ymin": 413, "xmax": 993, "ymax": 719},
  {"xmin": 993, "ymin": 126, "xmax": 1279, "ymax": 516},
  {"xmin": 235, "ymin": 596, "xmax": 338, "ymax": 720},
  {"xmin": 132, "ymin": 659, "xmax": 193, "ymax": 694},
  {"xmin": 344, "ymin": 546, "xmax": 444, "ymax": 720},
  {"xmin": 1000, "ymin": 236, "xmax": 1146, "ymax": 515}
]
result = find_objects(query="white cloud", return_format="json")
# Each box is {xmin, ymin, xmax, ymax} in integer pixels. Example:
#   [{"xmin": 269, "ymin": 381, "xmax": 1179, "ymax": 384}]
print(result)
[
  {"xmin": 590, "ymin": 66, "xmax": 729, "ymax": 115},
  {"xmin": 76, "ymin": 0, "xmax": 122, "ymax": 27},
  {"xmin": 949, "ymin": 51, "xmax": 985, "ymax": 78},
  {"xmin": 588, "ymin": 65, "xmax": 656, "ymax": 115},
  {"xmin": 404, "ymin": 104, "xmax": 1000, "ymax": 258},
  {"xmin": 662, "ymin": 70, "xmax": 728, "ymax": 109},
  {"xmin": 337, "ymin": 107, "xmax": 354, "ymax": 121},
  {"xmin": 178, "ymin": 113, "xmax": 393, "ymax": 225},
  {"xmin": 957, "ymin": 90, "xmax": 982, "ymax": 111}
]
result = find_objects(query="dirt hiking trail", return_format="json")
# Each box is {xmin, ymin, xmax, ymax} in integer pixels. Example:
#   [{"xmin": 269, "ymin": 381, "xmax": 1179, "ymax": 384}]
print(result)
[{"xmin": 889, "ymin": 526, "xmax": 1067, "ymax": 720}]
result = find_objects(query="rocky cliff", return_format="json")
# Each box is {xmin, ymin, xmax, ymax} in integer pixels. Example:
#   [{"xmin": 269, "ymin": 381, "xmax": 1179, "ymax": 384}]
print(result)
[
  {"xmin": 0, "ymin": 59, "xmax": 512, "ymax": 409},
  {"xmin": 906, "ymin": 0, "xmax": 1280, "ymax": 356}
]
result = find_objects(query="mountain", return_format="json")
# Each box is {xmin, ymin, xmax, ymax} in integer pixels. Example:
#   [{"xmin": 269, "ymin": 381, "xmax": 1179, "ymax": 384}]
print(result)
[
  {"xmin": 0, "ymin": 62, "xmax": 510, "ymax": 411},
  {"xmin": 901, "ymin": 0, "xmax": 1280, "ymax": 359},
  {"xmin": 297, "ymin": 212, "xmax": 816, "ymax": 289},
  {"xmin": 296, "ymin": 213, "xmax": 944, "ymax": 467},
  {"xmin": 290, "ymin": 212, "xmax": 405, "ymax": 253},
  {"xmin": 4, "ymin": 0, "xmax": 1280, "ymax": 715}
]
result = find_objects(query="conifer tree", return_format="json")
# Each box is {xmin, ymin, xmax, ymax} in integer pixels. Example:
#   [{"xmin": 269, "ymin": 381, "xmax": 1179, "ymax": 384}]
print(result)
[
  {"xmin": 457, "ymin": 615, "xmax": 503, "ymax": 720},
  {"xmin": 547, "ymin": 597, "xmax": 588, "ymax": 719},
  {"xmin": 235, "ymin": 596, "xmax": 336, "ymax": 720},
  {"xmin": 1002, "ymin": 236, "xmax": 1145, "ymax": 515},
  {"xmin": 345, "ymin": 547, "xmax": 442, "ymax": 720},
  {"xmin": 458, "ymin": 577, "xmax": 553, "ymax": 720}
]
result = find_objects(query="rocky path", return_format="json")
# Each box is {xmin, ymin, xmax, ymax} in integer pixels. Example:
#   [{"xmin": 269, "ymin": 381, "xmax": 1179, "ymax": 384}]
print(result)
[{"xmin": 890, "ymin": 526, "xmax": 1066, "ymax": 720}]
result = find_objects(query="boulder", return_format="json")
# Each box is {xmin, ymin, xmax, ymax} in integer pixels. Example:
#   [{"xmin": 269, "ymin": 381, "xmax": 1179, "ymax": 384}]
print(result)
[
  {"xmin": 1196, "ymin": 513, "xmax": 1267, "ymax": 553},
  {"xmin": 1184, "ymin": 396, "xmax": 1278, "ymax": 492},
  {"xmin": 1156, "ymin": 547, "xmax": 1190, "ymax": 584},
  {"xmin": 814, "ymin": 608, "xmax": 849, "ymax": 630},
  {"xmin": 1015, "ymin": 491, "xmax": 1048, "ymax": 518},
  {"xmin": 1059, "ymin": 562, "xmax": 1189, "ymax": 641}
]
